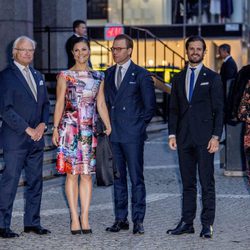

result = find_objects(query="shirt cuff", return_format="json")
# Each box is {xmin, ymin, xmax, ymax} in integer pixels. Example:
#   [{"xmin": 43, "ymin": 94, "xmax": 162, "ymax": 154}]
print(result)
[
  {"xmin": 212, "ymin": 135, "xmax": 219, "ymax": 140},
  {"xmin": 168, "ymin": 134, "xmax": 176, "ymax": 139}
]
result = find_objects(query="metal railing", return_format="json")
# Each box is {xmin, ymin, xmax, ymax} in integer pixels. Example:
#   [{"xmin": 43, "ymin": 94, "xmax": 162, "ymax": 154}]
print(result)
[
  {"xmin": 33, "ymin": 25, "xmax": 185, "ymax": 79},
  {"xmin": 33, "ymin": 25, "xmax": 185, "ymax": 122},
  {"xmin": 128, "ymin": 26, "xmax": 185, "ymax": 72}
]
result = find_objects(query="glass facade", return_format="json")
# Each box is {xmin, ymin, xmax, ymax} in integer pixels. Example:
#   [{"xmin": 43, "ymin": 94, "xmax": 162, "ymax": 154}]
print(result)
[
  {"xmin": 108, "ymin": 0, "xmax": 172, "ymax": 25},
  {"xmin": 87, "ymin": 0, "xmax": 244, "ymax": 25}
]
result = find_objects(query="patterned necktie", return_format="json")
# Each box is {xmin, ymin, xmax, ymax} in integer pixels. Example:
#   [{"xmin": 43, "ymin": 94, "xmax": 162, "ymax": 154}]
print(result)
[
  {"xmin": 116, "ymin": 66, "xmax": 122, "ymax": 89},
  {"xmin": 188, "ymin": 67, "xmax": 196, "ymax": 101},
  {"xmin": 23, "ymin": 67, "xmax": 37, "ymax": 101}
]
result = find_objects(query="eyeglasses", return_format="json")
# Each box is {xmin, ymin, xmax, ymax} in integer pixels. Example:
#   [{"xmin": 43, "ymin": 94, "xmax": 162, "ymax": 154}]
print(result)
[
  {"xmin": 110, "ymin": 47, "xmax": 128, "ymax": 53},
  {"xmin": 14, "ymin": 48, "xmax": 35, "ymax": 53}
]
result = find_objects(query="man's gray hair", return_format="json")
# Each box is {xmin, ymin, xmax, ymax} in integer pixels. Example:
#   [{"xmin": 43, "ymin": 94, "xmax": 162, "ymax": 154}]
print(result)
[{"xmin": 12, "ymin": 36, "xmax": 36, "ymax": 56}]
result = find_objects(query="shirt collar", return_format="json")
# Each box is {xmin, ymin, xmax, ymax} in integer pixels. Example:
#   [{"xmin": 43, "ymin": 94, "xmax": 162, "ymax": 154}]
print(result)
[
  {"xmin": 117, "ymin": 59, "xmax": 131, "ymax": 71},
  {"xmin": 224, "ymin": 55, "xmax": 231, "ymax": 62},
  {"xmin": 14, "ymin": 60, "xmax": 29, "ymax": 72},
  {"xmin": 188, "ymin": 62, "xmax": 203, "ymax": 71}
]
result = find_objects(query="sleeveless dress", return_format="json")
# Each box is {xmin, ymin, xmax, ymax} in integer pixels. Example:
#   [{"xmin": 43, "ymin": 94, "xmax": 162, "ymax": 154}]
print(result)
[{"xmin": 56, "ymin": 70, "xmax": 104, "ymax": 175}]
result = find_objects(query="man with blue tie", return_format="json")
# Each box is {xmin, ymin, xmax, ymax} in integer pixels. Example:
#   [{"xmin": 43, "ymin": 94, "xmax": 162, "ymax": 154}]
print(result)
[
  {"xmin": 0, "ymin": 36, "xmax": 50, "ymax": 238},
  {"xmin": 105, "ymin": 34, "xmax": 156, "ymax": 234},
  {"xmin": 167, "ymin": 35, "xmax": 224, "ymax": 238}
]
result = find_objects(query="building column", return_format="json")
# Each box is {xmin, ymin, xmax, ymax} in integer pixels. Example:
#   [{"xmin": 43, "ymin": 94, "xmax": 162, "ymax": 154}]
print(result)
[
  {"xmin": 33, "ymin": 0, "xmax": 87, "ymax": 72},
  {"xmin": 0, "ymin": 0, "xmax": 33, "ymax": 70}
]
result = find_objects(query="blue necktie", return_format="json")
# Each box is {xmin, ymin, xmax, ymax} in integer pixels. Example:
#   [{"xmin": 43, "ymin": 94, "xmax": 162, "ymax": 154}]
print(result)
[{"xmin": 188, "ymin": 68, "xmax": 196, "ymax": 101}]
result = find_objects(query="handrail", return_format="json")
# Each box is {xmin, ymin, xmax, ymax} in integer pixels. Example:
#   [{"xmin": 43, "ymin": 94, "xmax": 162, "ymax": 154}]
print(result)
[
  {"xmin": 34, "ymin": 26, "xmax": 110, "ymax": 73},
  {"xmin": 33, "ymin": 25, "xmax": 185, "ymax": 79},
  {"xmin": 131, "ymin": 26, "xmax": 185, "ymax": 62},
  {"xmin": 129, "ymin": 26, "xmax": 185, "ymax": 70}
]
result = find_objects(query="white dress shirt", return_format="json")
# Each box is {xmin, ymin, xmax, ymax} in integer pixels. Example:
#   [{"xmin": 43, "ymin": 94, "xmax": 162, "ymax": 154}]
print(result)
[
  {"xmin": 115, "ymin": 59, "xmax": 131, "ymax": 87},
  {"xmin": 185, "ymin": 62, "xmax": 203, "ymax": 99},
  {"xmin": 14, "ymin": 61, "xmax": 37, "ymax": 89}
]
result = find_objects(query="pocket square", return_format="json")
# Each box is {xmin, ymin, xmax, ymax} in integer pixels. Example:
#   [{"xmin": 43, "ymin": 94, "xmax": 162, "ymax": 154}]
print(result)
[
  {"xmin": 129, "ymin": 81, "xmax": 136, "ymax": 84},
  {"xmin": 39, "ymin": 80, "xmax": 44, "ymax": 86},
  {"xmin": 200, "ymin": 82, "xmax": 209, "ymax": 86}
]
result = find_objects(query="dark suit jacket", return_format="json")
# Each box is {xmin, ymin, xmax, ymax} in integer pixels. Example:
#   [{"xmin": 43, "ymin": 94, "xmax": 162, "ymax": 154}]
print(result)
[
  {"xmin": 65, "ymin": 34, "xmax": 78, "ymax": 69},
  {"xmin": 168, "ymin": 65, "xmax": 224, "ymax": 146},
  {"xmin": 104, "ymin": 61, "xmax": 156, "ymax": 143},
  {"xmin": 0, "ymin": 62, "xmax": 50, "ymax": 150},
  {"xmin": 220, "ymin": 57, "xmax": 237, "ymax": 90}
]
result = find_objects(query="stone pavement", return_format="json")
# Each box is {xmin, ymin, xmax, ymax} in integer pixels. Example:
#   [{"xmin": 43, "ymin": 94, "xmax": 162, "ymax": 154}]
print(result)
[{"xmin": 0, "ymin": 129, "xmax": 250, "ymax": 250}]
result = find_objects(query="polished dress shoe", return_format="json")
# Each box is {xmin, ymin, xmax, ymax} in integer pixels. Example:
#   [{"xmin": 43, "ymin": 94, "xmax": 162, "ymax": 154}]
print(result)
[
  {"xmin": 200, "ymin": 225, "xmax": 213, "ymax": 238},
  {"xmin": 106, "ymin": 220, "xmax": 129, "ymax": 232},
  {"xmin": 82, "ymin": 229, "xmax": 92, "ymax": 234},
  {"xmin": 167, "ymin": 221, "xmax": 194, "ymax": 235},
  {"xmin": 133, "ymin": 223, "xmax": 144, "ymax": 235},
  {"xmin": 24, "ymin": 226, "xmax": 51, "ymax": 235},
  {"xmin": 0, "ymin": 228, "xmax": 19, "ymax": 238}
]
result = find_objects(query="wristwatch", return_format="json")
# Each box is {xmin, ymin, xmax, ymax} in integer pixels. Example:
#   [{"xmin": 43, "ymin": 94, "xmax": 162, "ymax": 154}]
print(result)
[{"xmin": 52, "ymin": 125, "xmax": 58, "ymax": 131}]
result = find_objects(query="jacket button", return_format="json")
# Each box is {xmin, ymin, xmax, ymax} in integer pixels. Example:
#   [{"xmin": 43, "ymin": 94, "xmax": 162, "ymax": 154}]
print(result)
[
  {"xmin": 123, "ymin": 107, "xmax": 126, "ymax": 110},
  {"xmin": 189, "ymin": 105, "xmax": 192, "ymax": 108},
  {"xmin": 111, "ymin": 106, "xmax": 114, "ymax": 109}
]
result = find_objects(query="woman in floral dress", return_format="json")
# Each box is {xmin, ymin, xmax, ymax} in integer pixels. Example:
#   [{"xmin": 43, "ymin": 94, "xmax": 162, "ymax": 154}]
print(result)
[
  {"xmin": 52, "ymin": 37, "xmax": 111, "ymax": 234},
  {"xmin": 238, "ymin": 80, "xmax": 250, "ymax": 185}
]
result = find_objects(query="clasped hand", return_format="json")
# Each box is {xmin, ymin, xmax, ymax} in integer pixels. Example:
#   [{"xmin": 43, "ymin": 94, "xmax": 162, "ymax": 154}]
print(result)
[{"xmin": 26, "ymin": 123, "xmax": 46, "ymax": 141}]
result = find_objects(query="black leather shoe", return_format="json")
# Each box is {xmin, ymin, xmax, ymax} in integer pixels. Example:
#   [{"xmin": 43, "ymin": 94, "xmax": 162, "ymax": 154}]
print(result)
[
  {"xmin": 24, "ymin": 226, "xmax": 51, "ymax": 235},
  {"xmin": 167, "ymin": 221, "xmax": 194, "ymax": 235},
  {"xmin": 133, "ymin": 223, "xmax": 144, "ymax": 235},
  {"xmin": 106, "ymin": 220, "xmax": 129, "ymax": 232},
  {"xmin": 0, "ymin": 228, "xmax": 19, "ymax": 238},
  {"xmin": 200, "ymin": 225, "xmax": 213, "ymax": 238}
]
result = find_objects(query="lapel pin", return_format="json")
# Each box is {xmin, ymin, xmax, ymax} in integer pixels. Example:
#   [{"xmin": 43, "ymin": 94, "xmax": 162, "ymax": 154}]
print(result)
[
  {"xmin": 203, "ymin": 73, "xmax": 206, "ymax": 76},
  {"xmin": 132, "ymin": 73, "xmax": 135, "ymax": 76}
]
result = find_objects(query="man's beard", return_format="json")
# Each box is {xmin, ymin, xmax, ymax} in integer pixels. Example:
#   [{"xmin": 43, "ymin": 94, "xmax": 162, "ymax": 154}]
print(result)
[{"xmin": 188, "ymin": 54, "xmax": 204, "ymax": 64}]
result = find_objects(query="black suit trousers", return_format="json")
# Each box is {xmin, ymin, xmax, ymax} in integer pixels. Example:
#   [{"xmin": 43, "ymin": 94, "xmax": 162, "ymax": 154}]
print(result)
[{"xmin": 177, "ymin": 142, "xmax": 215, "ymax": 226}]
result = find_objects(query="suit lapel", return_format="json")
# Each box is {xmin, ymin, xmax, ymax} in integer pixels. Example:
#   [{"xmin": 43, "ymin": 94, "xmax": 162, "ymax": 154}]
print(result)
[
  {"xmin": 114, "ymin": 62, "xmax": 135, "ymax": 103},
  {"xmin": 191, "ymin": 66, "xmax": 207, "ymax": 100},
  {"xmin": 180, "ymin": 67, "xmax": 189, "ymax": 104},
  {"xmin": 11, "ymin": 63, "xmax": 37, "ymax": 101},
  {"xmin": 107, "ymin": 66, "xmax": 117, "ymax": 95}
]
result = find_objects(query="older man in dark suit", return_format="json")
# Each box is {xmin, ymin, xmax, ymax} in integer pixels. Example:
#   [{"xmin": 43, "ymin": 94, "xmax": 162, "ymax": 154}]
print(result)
[
  {"xmin": 0, "ymin": 36, "xmax": 50, "ymax": 238},
  {"xmin": 218, "ymin": 43, "xmax": 237, "ymax": 121},
  {"xmin": 104, "ymin": 34, "xmax": 156, "ymax": 235},
  {"xmin": 219, "ymin": 43, "xmax": 237, "ymax": 90},
  {"xmin": 167, "ymin": 35, "xmax": 224, "ymax": 239}
]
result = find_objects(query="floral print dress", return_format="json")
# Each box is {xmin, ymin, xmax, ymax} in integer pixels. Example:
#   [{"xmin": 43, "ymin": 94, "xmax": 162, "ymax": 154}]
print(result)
[
  {"xmin": 238, "ymin": 80, "xmax": 250, "ymax": 184},
  {"xmin": 56, "ymin": 70, "xmax": 104, "ymax": 175}
]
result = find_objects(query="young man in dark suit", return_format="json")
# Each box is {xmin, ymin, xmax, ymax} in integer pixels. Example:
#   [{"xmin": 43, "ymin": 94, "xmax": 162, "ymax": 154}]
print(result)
[
  {"xmin": 104, "ymin": 34, "xmax": 156, "ymax": 234},
  {"xmin": 167, "ymin": 35, "xmax": 224, "ymax": 238},
  {"xmin": 0, "ymin": 36, "xmax": 50, "ymax": 238}
]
